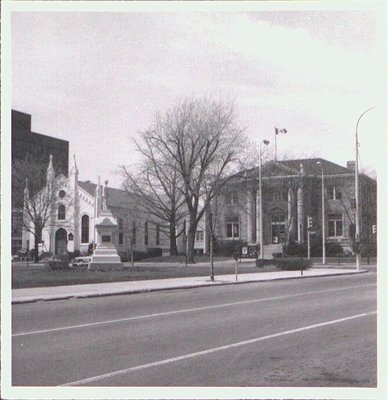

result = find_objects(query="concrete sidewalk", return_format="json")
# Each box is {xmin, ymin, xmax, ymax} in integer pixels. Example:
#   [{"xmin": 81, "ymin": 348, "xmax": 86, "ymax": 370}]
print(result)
[{"xmin": 12, "ymin": 267, "xmax": 367, "ymax": 304}]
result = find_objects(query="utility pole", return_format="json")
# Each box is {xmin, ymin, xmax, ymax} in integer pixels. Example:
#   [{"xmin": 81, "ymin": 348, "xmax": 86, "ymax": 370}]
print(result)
[
  {"xmin": 316, "ymin": 161, "xmax": 326, "ymax": 265},
  {"xmin": 258, "ymin": 139, "xmax": 270, "ymax": 259},
  {"xmin": 355, "ymin": 107, "xmax": 375, "ymax": 271}
]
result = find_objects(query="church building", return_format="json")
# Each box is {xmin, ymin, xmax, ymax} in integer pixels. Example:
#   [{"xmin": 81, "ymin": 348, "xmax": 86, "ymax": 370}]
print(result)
[{"xmin": 21, "ymin": 155, "xmax": 171, "ymax": 264}]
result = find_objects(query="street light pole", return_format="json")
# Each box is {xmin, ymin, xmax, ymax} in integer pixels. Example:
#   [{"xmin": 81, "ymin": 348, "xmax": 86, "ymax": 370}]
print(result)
[
  {"xmin": 355, "ymin": 107, "xmax": 375, "ymax": 271},
  {"xmin": 316, "ymin": 161, "xmax": 326, "ymax": 265},
  {"xmin": 259, "ymin": 140, "xmax": 270, "ymax": 259}
]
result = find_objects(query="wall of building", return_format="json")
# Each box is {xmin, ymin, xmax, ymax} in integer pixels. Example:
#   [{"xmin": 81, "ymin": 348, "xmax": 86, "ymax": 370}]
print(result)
[
  {"xmin": 12, "ymin": 110, "xmax": 69, "ymax": 255},
  {"xmin": 213, "ymin": 169, "xmax": 376, "ymax": 255}
]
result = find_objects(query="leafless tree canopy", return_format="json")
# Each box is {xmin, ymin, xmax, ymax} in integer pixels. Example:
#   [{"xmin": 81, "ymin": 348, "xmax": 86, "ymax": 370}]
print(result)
[
  {"xmin": 122, "ymin": 97, "xmax": 245, "ymax": 262},
  {"xmin": 13, "ymin": 157, "xmax": 58, "ymax": 261}
]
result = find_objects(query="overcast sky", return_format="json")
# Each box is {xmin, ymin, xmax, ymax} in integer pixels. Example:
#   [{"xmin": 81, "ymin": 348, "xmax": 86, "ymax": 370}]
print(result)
[{"xmin": 10, "ymin": 3, "xmax": 385, "ymax": 187}]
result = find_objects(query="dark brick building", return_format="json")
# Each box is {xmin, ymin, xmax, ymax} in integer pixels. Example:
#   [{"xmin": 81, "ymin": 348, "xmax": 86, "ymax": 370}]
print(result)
[{"xmin": 12, "ymin": 110, "xmax": 69, "ymax": 254}]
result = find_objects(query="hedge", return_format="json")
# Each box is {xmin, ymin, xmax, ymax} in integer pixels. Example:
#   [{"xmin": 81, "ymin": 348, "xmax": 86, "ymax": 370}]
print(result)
[
  {"xmin": 118, "ymin": 247, "xmax": 163, "ymax": 262},
  {"xmin": 256, "ymin": 257, "xmax": 312, "ymax": 270}
]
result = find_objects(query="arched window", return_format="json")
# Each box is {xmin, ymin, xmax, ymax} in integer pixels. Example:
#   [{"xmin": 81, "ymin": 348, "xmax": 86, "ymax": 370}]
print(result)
[
  {"xmin": 81, "ymin": 215, "xmax": 89, "ymax": 243},
  {"xmin": 144, "ymin": 221, "xmax": 149, "ymax": 246},
  {"xmin": 58, "ymin": 205, "xmax": 66, "ymax": 220}
]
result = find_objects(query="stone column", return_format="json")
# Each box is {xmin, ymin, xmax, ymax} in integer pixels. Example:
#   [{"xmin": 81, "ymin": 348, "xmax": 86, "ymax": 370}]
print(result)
[
  {"xmin": 255, "ymin": 189, "xmax": 260, "ymax": 244},
  {"xmin": 287, "ymin": 187, "xmax": 295, "ymax": 241}
]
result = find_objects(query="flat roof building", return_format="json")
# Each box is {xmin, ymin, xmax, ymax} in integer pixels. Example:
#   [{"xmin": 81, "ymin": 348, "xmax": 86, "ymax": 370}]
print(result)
[{"xmin": 12, "ymin": 110, "xmax": 69, "ymax": 255}]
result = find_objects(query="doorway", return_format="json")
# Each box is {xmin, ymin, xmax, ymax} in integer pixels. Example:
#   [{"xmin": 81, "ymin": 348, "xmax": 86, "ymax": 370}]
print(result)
[{"xmin": 55, "ymin": 228, "xmax": 67, "ymax": 255}]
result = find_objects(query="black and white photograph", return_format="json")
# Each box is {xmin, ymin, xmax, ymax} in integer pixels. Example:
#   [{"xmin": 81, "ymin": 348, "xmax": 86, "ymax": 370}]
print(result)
[{"xmin": 1, "ymin": 1, "xmax": 387, "ymax": 399}]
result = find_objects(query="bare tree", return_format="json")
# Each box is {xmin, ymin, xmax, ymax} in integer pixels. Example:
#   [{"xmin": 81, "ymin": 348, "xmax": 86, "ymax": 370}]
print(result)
[
  {"xmin": 120, "ymin": 134, "xmax": 187, "ymax": 255},
  {"xmin": 13, "ymin": 157, "xmax": 56, "ymax": 262},
  {"xmin": 148, "ymin": 97, "xmax": 244, "ymax": 263},
  {"xmin": 115, "ymin": 210, "xmax": 137, "ymax": 267}
]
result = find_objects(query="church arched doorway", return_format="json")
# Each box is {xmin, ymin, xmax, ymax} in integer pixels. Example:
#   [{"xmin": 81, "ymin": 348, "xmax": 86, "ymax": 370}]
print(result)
[{"xmin": 55, "ymin": 228, "xmax": 68, "ymax": 255}]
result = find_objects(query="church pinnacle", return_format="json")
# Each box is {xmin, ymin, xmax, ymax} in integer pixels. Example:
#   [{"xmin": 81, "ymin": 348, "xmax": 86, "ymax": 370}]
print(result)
[{"xmin": 46, "ymin": 154, "xmax": 55, "ymax": 185}]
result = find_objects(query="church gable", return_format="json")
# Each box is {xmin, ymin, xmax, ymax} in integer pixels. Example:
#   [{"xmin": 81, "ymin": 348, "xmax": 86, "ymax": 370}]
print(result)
[
  {"xmin": 54, "ymin": 173, "xmax": 68, "ymax": 188},
  {"xmin": 78, "ymin": 185, "xmax": 95, "ymax": 208}
]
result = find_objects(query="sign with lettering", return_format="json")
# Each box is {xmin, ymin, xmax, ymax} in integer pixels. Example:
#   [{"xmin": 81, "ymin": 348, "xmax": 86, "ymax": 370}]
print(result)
[{"xmin": 240, "ymin": 245, "xmax": 258, "ymax": 259}]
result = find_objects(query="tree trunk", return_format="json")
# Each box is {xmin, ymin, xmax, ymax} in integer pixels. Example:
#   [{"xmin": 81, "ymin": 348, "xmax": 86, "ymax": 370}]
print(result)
[
  {"xmin": 169, "ymin": 223, "xmax": 178, "ymax": 256},
  {"xmin": 210, "ymin": 232, "xmax": 214, "ymax": 281},
  {"xmin": 34, "ymin": 235, "xmax": 39, "ymax": 263},
  {"xmin": 187, "ymin": 225, "xmax": 196, "ymax": 263}
]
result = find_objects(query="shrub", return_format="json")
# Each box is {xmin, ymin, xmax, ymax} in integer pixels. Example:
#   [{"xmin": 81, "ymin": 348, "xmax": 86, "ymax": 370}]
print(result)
[
  {"xmin": 272, "ymin": 252, "xmax": 283, "ymax": 259},
  {"xmin": 256, "ymin": 259, "xmax": 277, "ymax": 268},
  {"xmin": 147, "ymin": 248, "xmax": 163, "ymax": 258},
  {"xmin": 256, "ymin": 258, "xmax": 312, "ymax": 270},
  {"xmin": 275, "ymin": 258, "xmax": 312, "ymax": 270},
  {"xmin": 214, "ymin": 239, "xmax": 247, "ymax": 257},
  {"xmin": 119, "ymin": 248, "xmax": 163, "ymax": 262},
  {"xmin": 361, "ymin": 242, "xmax": 377, "ymax": 257},
  {"xmin": 284, "ymin": 240, "xmax": 307, "ymax": 257},
  {"xmin": 48, "ymin": 254, "xmax": 70, "ymax": 270},
  {"xmin": 326, "ymin": 241, "xmax": 343, "ymax": 256}
]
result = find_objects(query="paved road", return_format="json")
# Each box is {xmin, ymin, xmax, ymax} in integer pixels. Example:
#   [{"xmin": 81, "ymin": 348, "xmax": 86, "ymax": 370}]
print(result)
[{"xmin": 12, "ymin": 272, "xmax": 376, "ymax": 387}]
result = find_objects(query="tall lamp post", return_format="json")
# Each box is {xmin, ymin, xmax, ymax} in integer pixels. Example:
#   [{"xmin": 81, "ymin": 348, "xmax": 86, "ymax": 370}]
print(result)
[
  {"xmin": 355, "ymin": 107, "xmax": 375, "ymax": 271},
  {"xmin": 316, "ymin": 161, "xmax": 326, "ymax": 265},
  {"xmin": 258, "ymin": 139, "xmax": 270, "ymax": 259}
]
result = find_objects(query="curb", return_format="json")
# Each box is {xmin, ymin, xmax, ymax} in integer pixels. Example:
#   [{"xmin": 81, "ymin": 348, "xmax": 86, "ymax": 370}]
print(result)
[{"xmin": 12, "ymin": 270, "xmax": 368, "ymax": 305}]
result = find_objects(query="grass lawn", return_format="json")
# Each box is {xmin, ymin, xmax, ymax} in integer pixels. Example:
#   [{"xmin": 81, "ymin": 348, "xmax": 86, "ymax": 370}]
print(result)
[
  {"xmin": 12, "ymin": 262, "xmax": 278, "ymax": 289},
  {"xmin": 138, "ymin": 255, "xmax": 231, "ymax": 263}
]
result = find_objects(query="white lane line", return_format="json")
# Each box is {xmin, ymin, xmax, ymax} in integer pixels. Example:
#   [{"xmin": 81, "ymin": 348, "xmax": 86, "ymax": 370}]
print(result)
[
  {"xmin": 13, "ymin": 284, "xmax": 375, "ymax": 337},
  {"xmin": 60, "ymin": 311, "xmax": 377, "ymax": 386}
]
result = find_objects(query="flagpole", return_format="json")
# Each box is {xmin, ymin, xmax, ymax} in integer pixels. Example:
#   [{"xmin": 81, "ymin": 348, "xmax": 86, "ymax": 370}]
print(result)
[{"xmin": 274, "ymin": 127, "xmax": 277, "ymax": 161}]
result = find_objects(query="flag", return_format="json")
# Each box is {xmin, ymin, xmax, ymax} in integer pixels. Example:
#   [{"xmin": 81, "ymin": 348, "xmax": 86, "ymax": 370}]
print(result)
[{"xmin": 275, "ymin": 127, "xmax": 287, "ymax": 135}]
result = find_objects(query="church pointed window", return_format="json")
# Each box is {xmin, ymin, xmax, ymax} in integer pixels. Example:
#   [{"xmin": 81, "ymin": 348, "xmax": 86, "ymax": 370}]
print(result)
[
  {"xmin": 81, "ymin": 214, "xmax": 89, "ymax": 243},
  {"xmin": 58, "ymin": 205, "xmax": 66, "ymax": 220}
]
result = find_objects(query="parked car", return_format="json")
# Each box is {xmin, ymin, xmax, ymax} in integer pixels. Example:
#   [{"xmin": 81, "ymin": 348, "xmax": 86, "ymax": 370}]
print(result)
[
  {"xmin": 72, "ymin": 256, "xmax": 91, "ymax": 268},
  {"xmin": 47, "ymin": 255, "xmax": 70, "ymax": 270}
]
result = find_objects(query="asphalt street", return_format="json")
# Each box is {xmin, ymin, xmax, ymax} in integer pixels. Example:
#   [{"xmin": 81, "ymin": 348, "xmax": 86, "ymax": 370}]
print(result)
[{"xmin": 12, "ymin": 272, "xmax": 376, "ymax": 387}]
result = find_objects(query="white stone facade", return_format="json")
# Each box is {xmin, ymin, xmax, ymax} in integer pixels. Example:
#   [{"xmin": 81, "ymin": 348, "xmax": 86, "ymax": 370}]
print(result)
[{"xmin": 22, "ymin": 156, "xmax": 171, "ymax": 257}]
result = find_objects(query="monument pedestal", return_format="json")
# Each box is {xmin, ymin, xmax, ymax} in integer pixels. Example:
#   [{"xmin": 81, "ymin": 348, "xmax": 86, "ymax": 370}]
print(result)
[{"xmin": 90, "ymin": 210, "xmax": 122, "ymax": 269}]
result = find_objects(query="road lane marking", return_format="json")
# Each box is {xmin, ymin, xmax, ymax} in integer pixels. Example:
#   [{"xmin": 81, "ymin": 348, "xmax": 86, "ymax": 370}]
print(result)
[
  {"xmin": 13, "ymin": 283, "xmax": 375, "ymax": 337},
  {"xmin": 60, "ymin": 310, "xmax": 377, "ymax": 386}
]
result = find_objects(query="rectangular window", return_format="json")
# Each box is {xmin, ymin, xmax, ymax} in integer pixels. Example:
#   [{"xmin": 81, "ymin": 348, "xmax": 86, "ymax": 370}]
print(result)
[
  {"xmin": 328, "ymin": 214, "xmax": 343, "ymax": 237},
  {"xmin": 195, "ymin": 230, "xmax": 204, "ymax": 241},
  {"xmin": 119, "ymin": 232, "xmax": 123, "ymax": 245},
  {"xmin": 226, "ymin": 221, "xmax": 239, "ymax": 239},
  {"xmin": 328, "ymin": 185, "xmax": 342, "ymax": 200}
]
